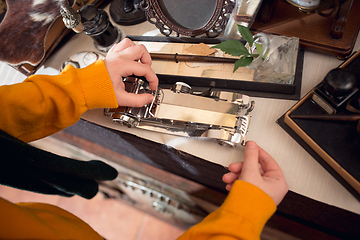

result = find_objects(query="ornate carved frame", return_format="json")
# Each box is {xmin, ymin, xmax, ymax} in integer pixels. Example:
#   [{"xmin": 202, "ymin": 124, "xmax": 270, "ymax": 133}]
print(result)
[{"xmin": 140, "ymin": 0, "xmax": 235, "ymax": 37}]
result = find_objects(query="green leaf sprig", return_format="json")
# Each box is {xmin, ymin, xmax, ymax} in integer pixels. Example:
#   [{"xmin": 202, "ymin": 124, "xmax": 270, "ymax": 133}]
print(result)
[{"xmin": 211, "ymin": 25, "xmax": 262, "ymax": 72}]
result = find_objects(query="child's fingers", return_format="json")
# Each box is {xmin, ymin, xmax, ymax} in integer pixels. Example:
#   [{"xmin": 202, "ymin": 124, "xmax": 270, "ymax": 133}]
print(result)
[
  {"xmin": 222, "ymin": 172, "xmax": 239, "ymax": 184},
  {"xmin": 116, "ymin": 61, "xmax": 158, "ymax": 90},
  {"xmin": 110, "ymin": 38, "xmax": 135, "ymax": 53},
  {"xmin": 228, "ymin": 162, "xmax": 243, "ymax": 173},
  {"xmin": 115, "ymin": 44, "xmax": 152, "ymax": 66},
  {"xmin": 258, "ymin": 147, "xmax": 283, "ymax": 178},
  {"xmin": 226, "ymin": 183, "xmax": 234, "ymax": 191}
]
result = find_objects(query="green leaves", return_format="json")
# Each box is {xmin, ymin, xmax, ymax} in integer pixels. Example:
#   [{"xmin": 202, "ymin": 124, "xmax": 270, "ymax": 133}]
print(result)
[
  {"xmin": 211, "ymin": 39, "xmax": 254, "ymax": 72},
  {"xmin": 238, "ymin": 25, "xmax": 254, "ymax": 47},
  {"xmin": 210, "ymin": 40, "xmax": 248, "ymax": 57},
  {"xmin": 234, "ymin": 56, "xmax": 253, "ymax": 72},
  {"xmin": 255, "ymin": 43, "xmax": 262, "ymax": 56},
  {"xmin": 210, "ymin": 25, "xmax": 264, "ymax": 72}
]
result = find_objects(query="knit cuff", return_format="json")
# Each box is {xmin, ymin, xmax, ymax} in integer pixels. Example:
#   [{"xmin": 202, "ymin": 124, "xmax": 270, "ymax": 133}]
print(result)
[
  {"xmin": 221, "ymin": 180, "xmax": 277, "ymax": 235},
  {"xmin": 76, "ymin": 59, "xmax": 118, "ymax": 109}
]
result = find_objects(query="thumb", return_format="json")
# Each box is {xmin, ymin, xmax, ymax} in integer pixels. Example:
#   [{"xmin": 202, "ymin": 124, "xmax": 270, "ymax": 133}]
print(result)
[{"xmin": 241, "ymin": 141, "xmax": 261, "ymax": 176}]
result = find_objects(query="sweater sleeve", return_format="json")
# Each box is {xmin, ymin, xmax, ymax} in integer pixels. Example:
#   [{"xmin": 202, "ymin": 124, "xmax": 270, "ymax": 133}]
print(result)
[
  {"xmin": 178, "ymin": 180, "xmax": 276, "ymax": 240},
  {"xmin": 0, "ymin": 197, "xmax": 103, "ymax": 240},
  {"xmin": 0, "ymin": 59, "xmax": 118, "ymax": 143}
]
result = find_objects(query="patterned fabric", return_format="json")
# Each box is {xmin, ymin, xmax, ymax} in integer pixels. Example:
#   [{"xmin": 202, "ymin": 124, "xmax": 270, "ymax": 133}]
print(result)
[
  {"xmin": 0, "ymin": 0, "xmax": 106, "ymax": 75},
  {"xmin": 0, "ymin": 0, "xmax": 101, "ymax": 17}
]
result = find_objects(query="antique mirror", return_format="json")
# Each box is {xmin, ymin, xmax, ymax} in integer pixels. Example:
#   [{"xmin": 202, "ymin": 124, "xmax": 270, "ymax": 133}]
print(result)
[{"xmin": 140, "ymin": 0, "xmax": 235, "ymax": 37}]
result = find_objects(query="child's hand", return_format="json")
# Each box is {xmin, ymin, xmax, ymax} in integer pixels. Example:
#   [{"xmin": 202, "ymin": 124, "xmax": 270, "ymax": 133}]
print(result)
[
  {"xmin": 104, "ymin": 38, "xmax": 159, "ymax": 107},
  {"xmin": 223, "ymin": 141, "xmax": 288, "ymax": 206}
]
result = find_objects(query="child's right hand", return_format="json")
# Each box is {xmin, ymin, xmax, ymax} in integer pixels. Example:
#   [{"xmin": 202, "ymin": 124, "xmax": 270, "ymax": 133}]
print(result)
[{"xmin": 223, "ymin": 141, "xmax": 289, "ymax": 206}]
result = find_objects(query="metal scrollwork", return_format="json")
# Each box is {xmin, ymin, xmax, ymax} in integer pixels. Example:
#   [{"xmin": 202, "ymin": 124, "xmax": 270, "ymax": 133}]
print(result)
[{"xmin": 140, "ymin": 0, "xmax": 235, "ymax": 37}]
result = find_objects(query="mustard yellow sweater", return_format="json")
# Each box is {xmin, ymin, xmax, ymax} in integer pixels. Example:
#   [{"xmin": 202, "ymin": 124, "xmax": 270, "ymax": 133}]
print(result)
[
  {"xmin": 0, "ymin": 60, "xmax": 118, "ymax": 143},
  {"xmin": 0, "ymin": 60, "xmax": 276, "ymax": 239}
]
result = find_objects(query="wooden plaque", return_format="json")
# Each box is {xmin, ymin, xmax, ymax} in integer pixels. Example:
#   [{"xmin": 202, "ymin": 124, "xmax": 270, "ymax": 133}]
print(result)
[{"xmin": 251, "ymin": 0, "xmax": 360, "ymax": 58}]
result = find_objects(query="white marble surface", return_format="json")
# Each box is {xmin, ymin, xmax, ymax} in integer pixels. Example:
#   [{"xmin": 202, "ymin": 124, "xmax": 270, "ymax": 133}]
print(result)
[{"xmin": 1, "ymin": 14, "xmax": 360, "ymax": 215}]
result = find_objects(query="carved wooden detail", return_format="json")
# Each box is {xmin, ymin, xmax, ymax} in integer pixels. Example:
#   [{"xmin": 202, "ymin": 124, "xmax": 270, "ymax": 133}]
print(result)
[{"xmin": 140, "ymin": 0, "xmax": 235, "ymax": 38}]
